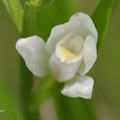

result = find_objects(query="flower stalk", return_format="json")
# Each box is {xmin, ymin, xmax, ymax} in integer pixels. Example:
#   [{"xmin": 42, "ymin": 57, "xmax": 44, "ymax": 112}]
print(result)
[
  {"xmin": 30, "ymin": 76, "xmax": 63, "ymax": 111},
  {"xmin": 20, "ymin": 3, "xmax": 40, "ymax": 120}
]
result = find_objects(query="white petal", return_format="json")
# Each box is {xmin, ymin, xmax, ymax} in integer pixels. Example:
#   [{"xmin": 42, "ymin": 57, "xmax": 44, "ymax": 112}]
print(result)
[
  {"xmin": 46, "ymin": 12, "xmax": 97, "ymax": 54},
  {"xmin": 46, "ymin": 25, "xmax": 66, "ymax": 54},
  {"xmin": 16, "ymin": 35, "xmax": 50, "ymax": 77},
  {"xmin": 46, "ymin": 18, "xmax": 80, "ymax": 54},
  {"xmin": 61, "ymin": 75, "xmax": 94, "ymax": 99},
  {"xmin": 70, "ymin": 12, "xmax": 98, "ymax": 41},
  {"xmin": 78, "ymin": 35, "xmax": 97, "ymax": 75},
  {"xmin": 49, "ymin": 53, "xmax": 81, "ymax": 82}
]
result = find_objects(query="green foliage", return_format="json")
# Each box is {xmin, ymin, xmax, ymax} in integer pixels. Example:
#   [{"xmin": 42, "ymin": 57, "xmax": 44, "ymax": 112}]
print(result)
[
  {"xmin": 92, "ymin": 0, "xmax": 120, "ymax": 51},
  {"xmin": 2, "ymin": 0, "xmax": 23, "ymax": 31},
  {"xmin": 0, "ymin": 75, "xmax": 25, "ymax": 120}
]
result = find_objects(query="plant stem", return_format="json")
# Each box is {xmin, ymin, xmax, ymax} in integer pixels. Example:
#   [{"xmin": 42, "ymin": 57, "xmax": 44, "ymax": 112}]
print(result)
[
  {"xmin": 20, "ymin": 3, "xmax": 40, "ymax": 120},
  {"xmin": 30, "ymin": 76, "xmax": 63, "ymax": 111}
]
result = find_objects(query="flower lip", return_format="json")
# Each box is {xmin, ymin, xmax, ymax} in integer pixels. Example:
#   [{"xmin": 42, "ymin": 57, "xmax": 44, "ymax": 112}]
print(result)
[
  {"xmin": 57, "ymin": 44, "xmax": 79, "ymax": 63},
  {"xmin": 61, "ymin": 75, "xmax": 94, "ymax": 99},
  {"xmin": 56, "ymin": 33, "xmax": 84, "ymax": 64}
]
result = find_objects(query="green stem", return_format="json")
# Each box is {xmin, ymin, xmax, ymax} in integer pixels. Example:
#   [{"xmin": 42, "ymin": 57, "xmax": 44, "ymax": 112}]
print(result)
[
  {"xmin": 21, "ymin": 4, "xmax": 38, "ymax": 37},
  {"xmin": 30, "ymin": 76, "xmax": 63, "ymax": 111},
  {"xmin": 20, "ymin": 59, "xmax": 33, "ymax": 119},
  {"xmin": 20, "ymin": 3, "xmax": 40, "ymax": 120}
]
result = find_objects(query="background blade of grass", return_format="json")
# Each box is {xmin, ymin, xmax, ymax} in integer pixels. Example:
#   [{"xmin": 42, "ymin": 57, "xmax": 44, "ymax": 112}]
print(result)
[
  {"xmin": 54, "ymin": 94, "xmax": 96, "ymax": 120},
  {"xmin": 92, "ymin": 0, "xmax": 120, "ymax": 51},
  {"xmin": 0, "ymin": 75, "xmax": 25, "ymax": 120},
  {"xmin": 2, "ymin": 0, "xmax": 23, "ymax": 31}
]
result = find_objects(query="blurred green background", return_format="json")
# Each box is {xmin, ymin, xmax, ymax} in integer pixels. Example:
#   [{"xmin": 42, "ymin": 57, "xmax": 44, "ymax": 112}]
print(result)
[{"xmin": 0, "ymin": 0, "xmax": 120, "ymax": 120}]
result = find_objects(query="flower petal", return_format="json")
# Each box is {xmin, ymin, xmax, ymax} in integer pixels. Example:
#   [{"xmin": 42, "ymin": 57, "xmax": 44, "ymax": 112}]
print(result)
[
  {"xmin": 46, "ymin": 12, "xmax": 97, "ymax": 55},
  {"xmin": 61, "ymin": 75, "xmax": 94, "ymax": 99},
  {"xmin": 70, "ymin": 12, "xmax": 98, "ymax": 41},
  {"xmin": 46, "ymin": 25, "xmax": 66, "ymax": 54},
  {"xmin": 46, "ymin": 15, "xmax": 81, "ymax": 54},
  {"xmin": 49, "ymin": 53, "xmax": 81, "ymax": 82},
  {"xmin": 78, "ymin": 35, "xmax": 97, "ymax": 75},
  {"xmin": 16, "ymin": 35, "xmax": 50, "ymax": 77}
]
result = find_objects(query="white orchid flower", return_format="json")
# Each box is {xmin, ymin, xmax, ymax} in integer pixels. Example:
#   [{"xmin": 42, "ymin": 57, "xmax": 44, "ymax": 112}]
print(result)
[{"xmin": 16, "ymin": 12, "xmax": 97, "ymax": 99}]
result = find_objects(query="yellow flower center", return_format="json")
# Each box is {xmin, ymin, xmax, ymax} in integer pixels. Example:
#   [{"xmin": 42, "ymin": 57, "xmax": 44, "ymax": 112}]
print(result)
[{"xmin": 59, "ymin": 44, "xmax": 79, "ymax": 62}]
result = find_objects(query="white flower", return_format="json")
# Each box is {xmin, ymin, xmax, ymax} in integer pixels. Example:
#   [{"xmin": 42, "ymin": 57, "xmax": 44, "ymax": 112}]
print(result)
[{"xmin": 16, "ymin": 13, "xmax": 97, "ymax": 99}]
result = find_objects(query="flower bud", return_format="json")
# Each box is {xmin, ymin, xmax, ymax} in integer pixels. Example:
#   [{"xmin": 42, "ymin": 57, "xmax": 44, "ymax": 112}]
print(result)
[{"xmin": 26, "ymin": 0, "xmax": 53, "ymax": 10}]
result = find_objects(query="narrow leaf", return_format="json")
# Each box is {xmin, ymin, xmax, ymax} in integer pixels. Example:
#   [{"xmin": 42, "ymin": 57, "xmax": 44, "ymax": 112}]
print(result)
[
  {"xmin": 92, "ymin": 0, "xmax": 120, "ymax": 50},
  {"xmin": 2, "ymin": 0, "xmax": 23, "ymax": 31},
  {"xmin": 0, "ymin": 75, "xmax": 25, "ymax": 120}
]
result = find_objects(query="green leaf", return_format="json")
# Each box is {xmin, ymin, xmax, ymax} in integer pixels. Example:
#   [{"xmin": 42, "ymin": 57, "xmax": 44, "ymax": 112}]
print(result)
[
  {"xmin": 2, "ymin": 0, "xmax": 23, "ymax": 31},
  {"xmin": 54, "ymin": 94, "xmax": 96, "ymax": 120},
  {"xmin": 92, "ymin": 0, "xmax": 120, "ymax": 51},
  {"xmin": 0, "ymin": 75, "xmax": 25, "ymax": 120},
  {"xmin": 54, "ymin": 94, "xmax": 75, "ymax": 120}
]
